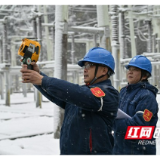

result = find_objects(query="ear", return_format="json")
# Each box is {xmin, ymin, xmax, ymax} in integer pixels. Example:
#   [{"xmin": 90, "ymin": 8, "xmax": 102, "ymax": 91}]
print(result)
[
  {"xmin": 102, "ymin": 67, "xmax": 108, "ymax": 75},
  {"xmin": 141, "ymin": 75, "xmax": 147, "ymax": 81}
]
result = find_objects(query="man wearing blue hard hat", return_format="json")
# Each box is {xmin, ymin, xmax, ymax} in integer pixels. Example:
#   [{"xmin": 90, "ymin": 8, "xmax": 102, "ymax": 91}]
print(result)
[
  {"xmin": 78, "ymin": 47, "xmax": 115, "ymax": 85},
  {"xmin": 112, "ymin": 55, "xmax": 158, "ymax": 155},
  {"xmin": 20, "ymin": 47, "xmax": 119, "ymax": 155}
]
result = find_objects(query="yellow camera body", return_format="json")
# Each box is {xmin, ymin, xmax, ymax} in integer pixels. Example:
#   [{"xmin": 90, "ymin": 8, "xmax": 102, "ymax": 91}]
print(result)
[{"xmin": 18, "ymin": 38, "xmax": 41, "ymax": 69}]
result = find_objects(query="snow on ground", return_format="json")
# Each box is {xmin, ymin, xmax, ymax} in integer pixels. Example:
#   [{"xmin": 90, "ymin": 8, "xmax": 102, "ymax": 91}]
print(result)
[
  {"xmin": 0, "ymin": 92, "xmax": 160, "ymax": 155},
  {"xmin": 0, "ymin": 134, "xmax": 59, "ymax": 155},
  {"xmin": 0, "ymin": 93, "xmax": 60, "ymax": 155}
]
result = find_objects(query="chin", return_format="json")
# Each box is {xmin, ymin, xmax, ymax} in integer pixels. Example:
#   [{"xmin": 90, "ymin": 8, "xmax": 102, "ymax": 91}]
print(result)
[{"xmin": 84, "ymin": 80, "xmax": 90, "ymax": 84}]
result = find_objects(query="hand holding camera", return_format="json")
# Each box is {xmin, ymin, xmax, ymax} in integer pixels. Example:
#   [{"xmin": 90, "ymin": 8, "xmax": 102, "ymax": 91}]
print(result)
[
  {"xmin": 18, "ymin": 38, "xmax": 41, "ymax": 70},
  {"xmin": 19, "ymin": 38, "xmax": 43, "ymax": 85}
]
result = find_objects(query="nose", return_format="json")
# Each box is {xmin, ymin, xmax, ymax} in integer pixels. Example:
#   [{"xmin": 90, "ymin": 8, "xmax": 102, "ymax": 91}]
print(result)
[{"xmin": 84, "ymin": 68, "xmax": 87, "ymax": 73}]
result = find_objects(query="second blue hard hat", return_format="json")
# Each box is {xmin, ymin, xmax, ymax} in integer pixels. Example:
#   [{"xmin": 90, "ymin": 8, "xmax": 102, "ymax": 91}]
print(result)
[
  {"xmin": 78, "ymin": 47, "xmax": 115, "ymax": 73},
  {"xmin": 125, "ymin": 55, "xmax": 152, "ymax": 75}
]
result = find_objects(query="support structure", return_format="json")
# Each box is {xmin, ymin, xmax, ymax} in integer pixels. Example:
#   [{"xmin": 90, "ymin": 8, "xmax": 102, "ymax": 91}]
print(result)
[
  {"xmin": 146, "ymin": 20, "xmax": 152, "ymax": 53},
  {"xmin": 43, "ymin": 5, "xmax": 51, "ymax": 61},
  {"xmin": 0, "ymin": 36, "xmax": 2, "ymax": 63},
  {"xmin": 0, "ymin": 72, "xmax": 4, "ymax": 99},
  {"xmin": 128, "ymin": 5, "xmax": 137, "ymax": 57},
  {"xmin": 110, "ymin": 5, "xmax": 120, "ymax": 90},
  {"xmin": 69, "ymin": 32, "xmax": 75, "ymax": 64},
  {"xmin": 53, "ymin": 5, "xmax": 68, "ymax": 139},
  {"xmin": 1, "ymin": 17, "xmax": 11, "ymax": 106},
  {"xmin": 119, "ymin": 9, "xmax": 125, "ymax": 59},
  {"xmin": 4, "ymin": 65, "xmax": 11, "ymax": 106}
]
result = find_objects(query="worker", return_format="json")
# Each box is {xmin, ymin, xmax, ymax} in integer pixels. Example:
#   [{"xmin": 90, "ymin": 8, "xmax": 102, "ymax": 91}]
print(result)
[
  {"xmin": 21, "ymin": 47, "xmax": 119, "ymax": 155},
  {"xmin": 113, "ymin": 55, "xmax": 158, "ymax": 155}
]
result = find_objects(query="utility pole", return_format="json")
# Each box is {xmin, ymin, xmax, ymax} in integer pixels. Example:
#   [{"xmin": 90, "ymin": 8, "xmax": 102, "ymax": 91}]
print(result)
[
  {"xmin": 3, "ymin": 18, "xmax": 8, "ymax": 64},
  {"xmin": 1, "ymin": 17, "xmax": 11, "ymax": 106},
  {"xmin": 43, "ymin": 5, "xmax": 51, "ymax": 60},
  {"xmin": 119, "ymin": 8, "xmax": 126, "ymax": 59},
  {"xmin": 69, "ymin": 32, "xmax": 75, "ymax": 64},
  {"xmin": 0, "ymin": 71, "xmax": 4, "ymax": 100},
  {"xmin": 119, "ymin": 7, "xmax": 127, "ymax": 88},
  {"xmin": 128, "ymin": 5, "xmax": 136, "ymax": 57},
  {"xmin": 0, "ymin": 35, "xmax": 4, "ymax": 100},
  {"xmin": 93, "ymin": 33, "xmax": 98, "ymax": 47},
  {"xmin": 146, "ymin": 20, "xmax": 152, "ymax": 53},
  {"xmin": 152, "ymin": 34, "xmax": 157, "ymax": 53},
  {"xmin": 38, "ymin": 6, "xmax": 43, "ymax": 61},
  {"xmin": 110, "ymin": 5, "xmax": 120, "ymax": 90},
  {"xmin": 0, "ymin": 36, "xmax": 2, "ymax": 63},
  {"xmin": 10, "ymin": 37, "xmax": 16, "ymax": 66},
  {"xmin": 53, "ymin": 5, "xmax": 68, "ymax": 139},
  {"xmin": 35, "ymin": 6, "xmax": 42, "ymax": 108},
  {"xmin": 96, "ymin": 5, "xmax": 110, "ymax": 49},
  {"xmin": 33, "ymin": 17, "xmax": 37, "ymax": 40}
]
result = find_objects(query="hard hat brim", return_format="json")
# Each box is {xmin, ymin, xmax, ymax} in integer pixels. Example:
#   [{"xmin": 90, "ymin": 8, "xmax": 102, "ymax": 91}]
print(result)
[
  {"xmin": 78, "ymin": 60, "xmax": 84, "ymax": 67},
  {"xmin": 78, "ymin": 59, "xmax": 115, "ymax": 74},
  {"xmin": 125, "ymin": 64, "xmax": 151, "ymax": 76}
]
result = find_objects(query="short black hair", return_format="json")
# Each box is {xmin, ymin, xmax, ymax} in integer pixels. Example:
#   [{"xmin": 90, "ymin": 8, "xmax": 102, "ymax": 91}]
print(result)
[
  {"xmin": 141, "ymin": 69, "xmax": 151, "ymax": 79},
  {"xmin": 107, "ymin": 68, "xmax": 114, "ymax": 78}
]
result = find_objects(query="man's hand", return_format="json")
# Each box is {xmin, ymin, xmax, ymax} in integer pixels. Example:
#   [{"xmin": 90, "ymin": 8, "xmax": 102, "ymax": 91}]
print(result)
[
  {"xmin": 20, "ymin": 65, "xmax": 43, "ymax": 85},
  {"xmin": 30, "ymin": 61, "xmax": 40, "ymax": 73},
  {"xmin": 20, "ymin": 59, "xmax": 40, "ymax": 73}
]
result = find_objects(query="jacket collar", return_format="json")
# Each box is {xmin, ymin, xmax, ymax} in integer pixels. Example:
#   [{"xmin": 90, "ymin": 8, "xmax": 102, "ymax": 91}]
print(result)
[
  {"xmin": 126, "ymin": 81, "xmax": 158, "ymax": 96},
  {"xmin": 126, "ymin": 81, "xmax": 148, "ymax": 90}
]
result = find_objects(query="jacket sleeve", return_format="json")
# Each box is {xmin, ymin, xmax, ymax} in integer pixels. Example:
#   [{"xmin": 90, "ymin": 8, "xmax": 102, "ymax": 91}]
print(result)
[
  {"xmin": 114, "ymin": 90, "xmax": 158, "ymax": 133},
  {"xmin": 41, "ymin": 75, "xmax": 110, "ymax": 112},
  {"xmin": 34, "ymin": 72, "xmax": 66, "ymax": 109}
]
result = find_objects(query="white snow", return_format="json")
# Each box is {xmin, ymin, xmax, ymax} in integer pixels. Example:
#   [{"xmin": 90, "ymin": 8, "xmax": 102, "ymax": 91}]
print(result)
[
  {"xmin": 0, "ymin": 93, "xmax": 59, "ymax": 155},
  {"xmin": 0, "ymin": 92, "xmax": 160, "ymax": 155}
]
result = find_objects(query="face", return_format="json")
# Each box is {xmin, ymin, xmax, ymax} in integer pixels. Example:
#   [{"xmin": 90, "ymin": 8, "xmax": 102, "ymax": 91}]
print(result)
[
  {"xmin": 83, "ymin": 62, "xmax": 108, "ymax": 84},
  {"xmin": 127, "ymin": 66, "xmax": 146, "ymax": 84}
]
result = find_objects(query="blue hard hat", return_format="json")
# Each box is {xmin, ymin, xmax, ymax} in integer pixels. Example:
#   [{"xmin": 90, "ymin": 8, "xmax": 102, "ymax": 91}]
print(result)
[
  {"xmin": 78, "ymin": 47, "xmax": 115, "ymax": 73},
  {"xmin": 125, "ymin": 55, "xmax": 152, "ymax": 75}
]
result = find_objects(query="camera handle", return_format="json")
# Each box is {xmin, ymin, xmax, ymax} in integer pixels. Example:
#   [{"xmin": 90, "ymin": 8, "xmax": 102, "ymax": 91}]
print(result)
[{"xmin": 22, "ymin": 57, "xmax": 33, "ymax": 70}]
